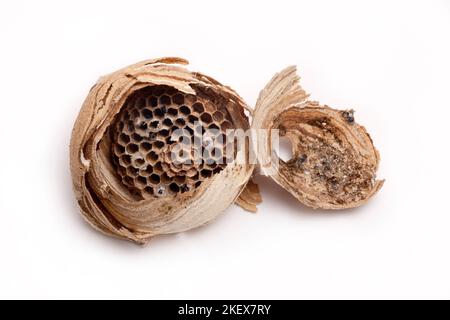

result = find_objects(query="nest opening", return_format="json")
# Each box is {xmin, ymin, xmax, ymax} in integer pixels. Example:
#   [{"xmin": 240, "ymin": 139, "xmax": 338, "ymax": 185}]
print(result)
[{"xmin": 110, "ymin": 85, "xmax": 236, "ymax": 199}]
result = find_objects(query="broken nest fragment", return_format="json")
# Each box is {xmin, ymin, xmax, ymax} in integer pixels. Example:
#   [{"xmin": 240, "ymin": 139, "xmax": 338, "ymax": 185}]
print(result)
[
  {"xmin": 252, "ymin": 66, "xmax": 384, "ymax": 209},
  {"xmin": 70, "ymin": 58, "xmax": 383, "ymax": 244}
]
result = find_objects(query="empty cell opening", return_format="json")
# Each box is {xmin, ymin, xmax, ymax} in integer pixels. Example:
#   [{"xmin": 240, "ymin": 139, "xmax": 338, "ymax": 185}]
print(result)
[
  {"xmin": 184, "ymin": 126, "xmax": 194, "ymax": 136},
  {"xmin": 154, "ymin": 140, "xmax": 165, "ymax": 149},
  {"xmin": 144, "ymin": 165, "xmax": 153, "ymax": 175},
  {"xmin": 131, "ymin": 133, "xmax": 143, "ymax": 142},
  {"xmin": 118, "ymin": 121, "xmax": 125, "ymax": 131},
  {"xmin": 221, "ymin": 120, "xmax": 232, "ymax": 130},
  {"xmin": 144, "ymin": 186, "xmax": 154, "ymax": 194},
  {"xmin": 200, "ymin": 113, "xmax": 213, "ymax": 124},
  {"xmin": 126, "ymin": 121, "xmax": 135, "ymax": 132},
  {"xmin": 114, "ymin": 144, "xmax": 125, "ymax": 155},
  {"xmin": 135, "ymin": 97, "xmax": 146, "ymax": 109},
  {"xmin": 160, "ymin": 95, "xmax": 171, "ymax": 105},
  {"xmin": 163, "ymin": 118, "xmax": 173, "ymax": 127},
  {"xmin": 126, "ymin": 143, "xmax": 139, "ymax": 153},
  {"xmin": 142, "ymin": 108, "xmax": 153, "ymax": 119},
  {"xmin": 159, "ymin": 129, "xmax": 170, "ymax": 137},
  {"xmin": 127, "ymin": 166, "xmax": 139, "ymax": 176},
  {"xmin": 174, "ymin": 175, "xmax": 186, "ymax": 183},
  {"xmin": 121, "ymin": 154, "xmax": 131, "ymax": 165},
  {"xmin": 154, "ymin": 108, "xmax": 166, "ymax": 118},
  {"xmin": 213, "ymin": 111, "xmax": 223, "ymax": 122},
  {"xmin": 149, "ymin": 96, "xmax": 158, "ymax": 107},
  {"xmin": 172, "ymin": 93, "xmax": 184, "ymax": 105},
  {"xmin": 149, "ymin": 174, "xmax": 161, "ymax": 184},
  {"xmin": 161, "ymin": 173, "xmax": 170, "ymax": 183},
  {"xmin": 193, "ymin": 102, "xmax": 205, "ymax": 113},
  {"xmin": 141, "ymin": 142, "xmax": 152, "ymax": 151},
  {"xmin": 154, "ymin": 162, "xmax": 163, "ymax": 173},
  {"xmin": 168, "ymin": 108, "xmax": 178, "ymax": 117},
  {"xmin": 119, "ymin": 133, "xmax": 130, "ymax": 144},
  {"xmin": 179, "ymin": 105, "xmax": 191, "ymax": 115},
  {"xmin": 134, "ymin": 158, "xmax": 145, "ymax": 167},
  {"xmin": 169, "ymin": 183, "xmax": 180, "ymax": 193},
  {"xmin": 208, "ymin": 123, "xmax": 219, "ymax": 131},
  {"xmin": 175, "ymin": 118, "xmax": 186, "ymax": 126},
  {"xmin": 150, "ymin": 120, "xmax": 160, "ymax": 129},
  {"xmin": 188, "ymin": 115, "xmax": 198, "ymax": 124},
  {"xmin": 136, "ymin": 176, "xmax": 147, "ymax": 186},
  {"xmin": 123, "ymin": 176, "xmax": 134, "ymax": 186},
  {"xmin": 200, "ymin": 170, "xmax": 211, "ymax": 178},
  {"xmin": 138, "ymin": 122, "xmax": 148, "ymax": 130},
  {"xmin": 147, "ymin": 151, "xmax": 158, "ymax": 162}
]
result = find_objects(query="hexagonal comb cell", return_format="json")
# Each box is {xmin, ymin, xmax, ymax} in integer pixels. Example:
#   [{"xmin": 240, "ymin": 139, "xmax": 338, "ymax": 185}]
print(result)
[{"xmin": 110, "ymin": 85, "xmax": 235, "ymax": 198}]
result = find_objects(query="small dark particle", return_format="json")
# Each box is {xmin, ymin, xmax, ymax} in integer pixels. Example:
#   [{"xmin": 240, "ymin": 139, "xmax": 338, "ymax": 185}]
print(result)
[
  {"xmin": 180, "ymin": 184, "xmax": 189, "ymax": 193},
  {"xmin": 149, "ymin": 132, "xmax": 157, "ymax": 141},
  {"xmin": 297, "ymin": 154, "xmax": 307, "ymax": 166},
  {"xmin": 329, "ymin": 176, "xmax": 338, "ymax": 184},
  {"xmin": 341, "ymin": 110, "xmax": 355, "ymax": 124},
  {"xmin": 321, "ymin": 160, "xmax": 331, "ymax": 171},
  {"xmin": 156, "ymin": 187, "xmax": 165, "ymax": 195}
]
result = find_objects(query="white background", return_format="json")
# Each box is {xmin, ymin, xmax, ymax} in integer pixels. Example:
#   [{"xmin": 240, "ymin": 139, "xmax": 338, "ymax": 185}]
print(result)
[{"xmin": 1, "ymin": 0, "xmax": 449, "ymax": 299}]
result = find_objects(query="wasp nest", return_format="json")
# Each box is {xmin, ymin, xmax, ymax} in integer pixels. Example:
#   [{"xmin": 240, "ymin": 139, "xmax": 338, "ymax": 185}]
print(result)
[
  {"xmin": 70, "ymin": 58, "xmax": 383, "ymax": 245},
  {"xmin": 70, "ymin": 58, "xmax": 253, "ymax": 244}
]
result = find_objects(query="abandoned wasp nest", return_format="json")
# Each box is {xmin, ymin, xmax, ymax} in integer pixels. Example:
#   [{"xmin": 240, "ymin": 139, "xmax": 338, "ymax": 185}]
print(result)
[
  {"xmin": 70, "ymin": 58, "xmax": 253, "ymax": 244},
  {"xmin": 70, "ymin": 58, "xmax": 383, "ymax": 244}
]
